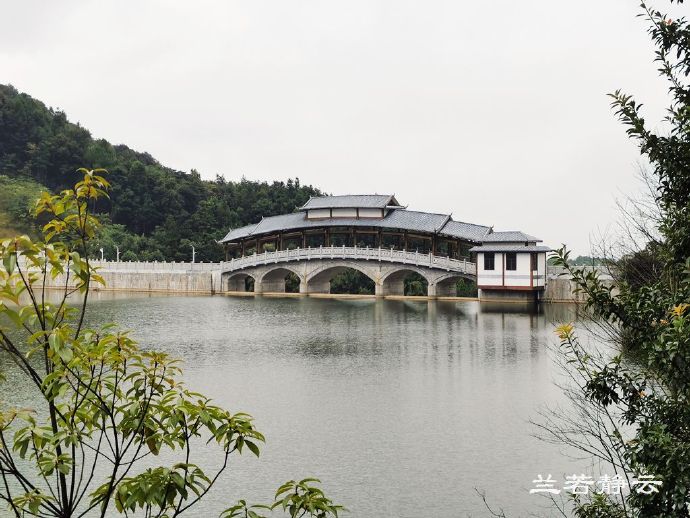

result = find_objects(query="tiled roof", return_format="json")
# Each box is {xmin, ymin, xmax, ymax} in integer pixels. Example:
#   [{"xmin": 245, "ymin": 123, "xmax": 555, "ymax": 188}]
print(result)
[
  {"xmin": 440, "ymin": 220, "xmax": 491, "ymax": 241},
  {"xmin": 469, "ymin": 244, "xmax": 551, "ymax": 252},
  {"xmin": 221, "ymin": 222, "xmax": 260, "ymax": 242},
  {"xmin": 482, "ymin": 231, "xmax": 541, "ymax": 243},
  {"xmin": 219, "ymin": 207, "xmax": 491, "ymax": 243},
  {"xmin": 300, "ymin": 195, "xmax": 399, "ymax": 210},
  {"xmin": 382, "ymin": 209, "xmax": 449, "ymax": 233}
]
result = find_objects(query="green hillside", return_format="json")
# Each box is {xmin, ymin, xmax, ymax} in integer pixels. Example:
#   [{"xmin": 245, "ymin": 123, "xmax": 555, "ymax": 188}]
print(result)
[
  {"xmin": 0, "ymin": 175, "xmax": 45, "ymax": 238},
  {"xmin": 0, "ymin": 84, "xmax": 321, "ymax": 261}
]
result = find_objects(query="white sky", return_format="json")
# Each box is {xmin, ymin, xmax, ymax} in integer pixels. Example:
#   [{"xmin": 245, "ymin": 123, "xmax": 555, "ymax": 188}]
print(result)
[{"xmin": 0, "ymin": 1, "xmax": 677, "ymax": 254}]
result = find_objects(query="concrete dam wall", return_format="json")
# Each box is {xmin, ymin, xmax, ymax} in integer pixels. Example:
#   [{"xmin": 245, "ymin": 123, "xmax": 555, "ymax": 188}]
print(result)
[
  {"xmin": 42, "ymin": 261, "xmax": 221, "ymax": 294},
  {"xmin": 544, "ymin": 265, "xmax": 617, "ymax": 303},
  {"xmin": 30, "ymin": 260, "xmax": 610, "ymax": 302}
]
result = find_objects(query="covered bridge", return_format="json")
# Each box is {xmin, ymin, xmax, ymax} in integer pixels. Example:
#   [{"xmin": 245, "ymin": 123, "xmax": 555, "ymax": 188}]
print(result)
[{"xmin": 220, "ymin": 194, "xmax": 491, "ymax": 259}]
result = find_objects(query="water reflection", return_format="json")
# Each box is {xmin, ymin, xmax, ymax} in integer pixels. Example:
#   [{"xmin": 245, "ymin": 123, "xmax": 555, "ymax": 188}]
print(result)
[{"xmin": 1, "ymin": 293, "xmax": 583, "ymax": 517}]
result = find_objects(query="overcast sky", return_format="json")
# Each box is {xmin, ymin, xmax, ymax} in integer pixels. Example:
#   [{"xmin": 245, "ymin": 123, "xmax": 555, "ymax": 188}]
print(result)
[{"xmin": 0, "ymin": 1, "xmax": 678, "ymax": 254}]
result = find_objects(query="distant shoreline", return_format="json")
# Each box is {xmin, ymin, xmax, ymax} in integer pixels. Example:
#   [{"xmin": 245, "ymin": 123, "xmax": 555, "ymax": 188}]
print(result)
[{"xmin": 65, "ymin": 286, "xmax": 578, "ymax": 304}]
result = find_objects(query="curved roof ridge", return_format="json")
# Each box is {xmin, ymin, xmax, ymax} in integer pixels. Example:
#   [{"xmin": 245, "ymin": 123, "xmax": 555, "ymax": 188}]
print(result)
[
  {"xmin": 482, "ymin": 230, "xmax": 541, "ymax": 242},
  {"xmin": 399, "ymin": 208, "xmax": 449, "ymax": 217},
  {"xmin": 450, "ymin": 217, "xmax": 491, "ymax": 228},
  {"xmin": 309, "ymin": 193, "xmax": 394, "ymax": 197},
  {"xmin": 219, "ymin": 221, "xmax": 260, "ymax": 242},
  {"xmin": 435, "ymin": 214, "xmax": 452, "ymax": 233},
  {"xmin": 299, "ymin": 194, "xmax": 398, "ymax": 210}
]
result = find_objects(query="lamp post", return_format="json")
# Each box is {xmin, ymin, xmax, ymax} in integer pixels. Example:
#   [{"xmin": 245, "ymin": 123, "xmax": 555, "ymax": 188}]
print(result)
[
  {"xmin": 191, "ymin": 245, "xmax": 196, "ymax": 264},
  {"xmin": 99, "ymin": 248, "xmax": 104, "ymax": 262},
  {"xmin": 116, "ymin": 246, "xmax": 120, "ymax": 262}
]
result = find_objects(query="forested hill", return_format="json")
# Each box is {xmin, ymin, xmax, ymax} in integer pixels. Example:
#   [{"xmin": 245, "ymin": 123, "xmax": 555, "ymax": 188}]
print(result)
[{"xmin": 0, "ymin": 84, "xmax": 322, "ymax": 261}]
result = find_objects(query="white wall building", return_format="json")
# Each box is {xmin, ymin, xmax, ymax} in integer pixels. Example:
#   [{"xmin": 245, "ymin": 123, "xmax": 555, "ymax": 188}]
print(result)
[{"xmin": 470, "ymin": 231, "xmax": 550, "ymax": 301}]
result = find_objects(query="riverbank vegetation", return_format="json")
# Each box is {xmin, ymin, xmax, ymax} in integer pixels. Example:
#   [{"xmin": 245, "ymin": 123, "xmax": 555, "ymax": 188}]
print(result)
[
  {"xmin": 0, "ymin": 169, "xmax": 343, "ymax": 517},
  {"xmin": 540, "ymin": 2, "xmax": 690, "ymax": 516}
]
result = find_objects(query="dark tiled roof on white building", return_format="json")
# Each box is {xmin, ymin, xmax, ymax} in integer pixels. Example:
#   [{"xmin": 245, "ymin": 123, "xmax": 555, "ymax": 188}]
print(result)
[{"xmin": 481, "ymin": 231, "xmax": 541, "ymax": 243}]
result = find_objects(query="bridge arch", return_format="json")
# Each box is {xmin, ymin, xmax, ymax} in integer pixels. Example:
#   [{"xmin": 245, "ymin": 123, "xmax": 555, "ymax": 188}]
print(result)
[
  {"xmin": 217, "ymin": 250, "xmax": 477, "ymax": 297},
  {"xmin": 257, "ymin": 266, "xmax": 303, "ymax": 293},
  {"xmin": 380, "ymin": 267, "xmax": 431, "ymax": 296},
  {"xmin": 305, "ymin": 264, "xmax": 377, "ymax": 295},
  {"xmin": 430, "ymin": 272, "xmax": 476, "ymax": 297},
  {"xmin": 223, "ymin": 271, "xmax": 256, "ymax": 292}
]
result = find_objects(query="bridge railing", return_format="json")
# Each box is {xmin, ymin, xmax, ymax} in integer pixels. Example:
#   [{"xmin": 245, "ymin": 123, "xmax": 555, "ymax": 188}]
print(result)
[{"xmin": 220, "ymin": 246, "xmax": 475, "ymax": 274}]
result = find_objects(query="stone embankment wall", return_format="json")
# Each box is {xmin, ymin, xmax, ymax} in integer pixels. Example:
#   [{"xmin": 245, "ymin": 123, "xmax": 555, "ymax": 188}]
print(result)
[
  {"xmin": 31, "ymin": 260, "xmax": 614, "ymax": 302},
  {"xmin": 543, "ymin": 266, "xmax": 617, "ymax": 303},
  {"xmin": 41, "ymin": 261, "xmax": 221, "ymax": 294}
]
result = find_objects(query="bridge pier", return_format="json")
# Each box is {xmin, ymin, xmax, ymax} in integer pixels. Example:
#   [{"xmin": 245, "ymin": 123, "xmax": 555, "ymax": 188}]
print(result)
[
  {"xmin": 377, "ymin": 278, "xmax": 405, "ymax": 296},
  {"xmin": 227, "ymin": 274, "xmax": 252, "ymax": 292},
  {"xmin": 431, "ymin": 280, "xmax": 458, "ymax": 297},
  {"xmin": 257, "ymin": 278, "xmax": 286, "ymax": 293},
  {"xmin": 302, "ymin": 279, "xmax": 331, "ymax": 294}
]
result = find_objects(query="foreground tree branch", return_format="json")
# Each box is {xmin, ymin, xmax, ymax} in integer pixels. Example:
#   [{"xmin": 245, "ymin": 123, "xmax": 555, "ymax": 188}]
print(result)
[{"xmin": 0, "ymin": 169, "xmax": 343, "ymax": 517}]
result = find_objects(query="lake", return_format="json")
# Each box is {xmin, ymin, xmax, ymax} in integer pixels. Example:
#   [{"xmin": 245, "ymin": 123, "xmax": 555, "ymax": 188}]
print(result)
[{"xmin": 1, "ymin": 293, "xmax": 586, "ymax": 517}]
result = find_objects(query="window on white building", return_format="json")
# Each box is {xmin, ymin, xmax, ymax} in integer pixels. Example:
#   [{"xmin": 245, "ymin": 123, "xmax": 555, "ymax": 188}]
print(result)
[
  {"xmin": 506, "ymin": 252, "xmax": 517, "ymax": 271},
  {"xmin": 484, "ymin": 252, "xmax": 495, "ymax": 270}
]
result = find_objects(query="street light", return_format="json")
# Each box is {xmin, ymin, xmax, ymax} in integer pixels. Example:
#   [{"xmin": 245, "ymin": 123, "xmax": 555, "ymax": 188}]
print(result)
[
  {"xmin": 116, "ymin": 246, "xmax": 120, "ymax": 262},
  {"xmin": 99, "ymin": 248, "xmax": 104, "ymax": 261},
  {"xmin": 191, "ymin": 245, "xmax": 196, "ymax": 264}
]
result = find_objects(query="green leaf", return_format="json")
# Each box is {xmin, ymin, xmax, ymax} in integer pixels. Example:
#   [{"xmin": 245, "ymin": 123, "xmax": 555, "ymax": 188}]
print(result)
[
  {"xmin": 245, "ymin": 440, "xmax": 260, "ymax": 457},
  {"xmin": 3, "ymin": 252, "xmax": 17, "ymax": 275}
]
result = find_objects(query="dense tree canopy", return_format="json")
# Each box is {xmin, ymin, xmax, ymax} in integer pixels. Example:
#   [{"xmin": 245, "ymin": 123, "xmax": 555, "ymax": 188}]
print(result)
[
  {"xmin": 0, "ymin": 84, "xmax": 321, "ymax": 261},
  {"xmin": 0, "ymin": 175, "xmax": 44, "ymax": 237}
]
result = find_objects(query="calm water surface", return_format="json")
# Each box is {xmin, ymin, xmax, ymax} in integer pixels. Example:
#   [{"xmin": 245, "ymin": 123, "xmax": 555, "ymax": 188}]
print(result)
[{"xmin": 3, "ymin": 294, "xmax": 586, "ymax": 517}]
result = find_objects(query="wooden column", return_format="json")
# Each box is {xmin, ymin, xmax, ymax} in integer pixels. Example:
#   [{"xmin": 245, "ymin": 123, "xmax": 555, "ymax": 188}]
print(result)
[
  {"xmin": 501, "ymin": 253, "xmax": 505, "ymax": 287},
  {"xmin": 530, "ymin": 254, "xmax": 534, "ymax": 288}
]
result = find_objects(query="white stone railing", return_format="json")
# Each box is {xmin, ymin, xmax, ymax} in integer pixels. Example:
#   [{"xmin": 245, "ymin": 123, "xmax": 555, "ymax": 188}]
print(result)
[{"xmin": 220, "ymin": 246, "xmax": 475, "ymax": 274}]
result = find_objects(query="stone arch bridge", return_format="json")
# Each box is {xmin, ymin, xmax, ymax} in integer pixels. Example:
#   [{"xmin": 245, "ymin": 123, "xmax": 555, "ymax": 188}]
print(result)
[{"xmin": 218, "ymin": 246, "xmax": 475, "ymax": 297}]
